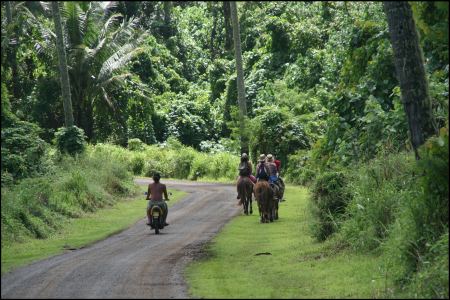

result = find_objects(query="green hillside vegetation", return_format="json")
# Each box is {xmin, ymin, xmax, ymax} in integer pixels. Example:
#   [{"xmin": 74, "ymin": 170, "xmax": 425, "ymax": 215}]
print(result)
[{"xmin": 1, "ymin": 1, "xmax": 448, "ymax": 298}]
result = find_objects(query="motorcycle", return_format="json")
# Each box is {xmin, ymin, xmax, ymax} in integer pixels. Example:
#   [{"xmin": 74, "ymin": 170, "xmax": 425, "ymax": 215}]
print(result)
[{"xmin": 144, "ymin": 192, "xmax": 171, "ymax": 235}]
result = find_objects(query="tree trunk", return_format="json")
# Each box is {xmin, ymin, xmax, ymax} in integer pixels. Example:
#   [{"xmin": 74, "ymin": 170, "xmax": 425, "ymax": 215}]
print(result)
[
  {"xmin": 383, "ymin": 1, "xmax": 437, "ymax": 160},
  {"xmin": 51, "ymin": 1, "xmax": 74, "ymax": 127},
  {"xmin": 210, "ymin": 2, "xmax": 218, "ymax": 60},
  {"xmin": 230, "ymin": 1, "xmax": 248, "ymax": 154},
  {"xmin": 163, "ymin": 1, "xmax": 173, "ymax": 37},
  {"xmin": 223, "ymin": 1, "xmax": 233, "ymax": 52},
  {"xmin": 5, "ymin": 1, "xmax": 20, "ymax": 101}
]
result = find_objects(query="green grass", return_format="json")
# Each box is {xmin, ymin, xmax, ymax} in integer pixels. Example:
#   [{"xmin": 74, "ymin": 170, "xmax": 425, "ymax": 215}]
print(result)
[
  {"xmin": 185, "ymin": 185, "xmax": 396, "ymax": 298},
  {"xmin": 1, "ymin": 185, "xmax": 186, "ymax": 275}
]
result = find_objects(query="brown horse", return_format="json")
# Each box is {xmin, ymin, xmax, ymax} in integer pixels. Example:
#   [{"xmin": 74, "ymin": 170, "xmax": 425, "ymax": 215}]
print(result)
[
  {"xmin": 254, "ymin": 180, "xmax": 274, "ymax": 223},
  {"xmin": 237, "ymin": 176, "xmax": 254, "ymax": 215}
]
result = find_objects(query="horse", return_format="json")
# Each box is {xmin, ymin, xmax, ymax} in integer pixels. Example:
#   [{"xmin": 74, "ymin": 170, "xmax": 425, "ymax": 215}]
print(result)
[
  {"xmin": 237, "ymin": 176, "xmax": 254, "ymax": 215},
  {"xmin": 254, "ymin": 180, "xmax": 274, "ymax": 223}
]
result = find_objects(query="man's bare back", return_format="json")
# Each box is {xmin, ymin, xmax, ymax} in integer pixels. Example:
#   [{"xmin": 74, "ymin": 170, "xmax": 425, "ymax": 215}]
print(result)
[{"xmin": 147, "ymin": 182, "xmax": 168, "ymax": 201}]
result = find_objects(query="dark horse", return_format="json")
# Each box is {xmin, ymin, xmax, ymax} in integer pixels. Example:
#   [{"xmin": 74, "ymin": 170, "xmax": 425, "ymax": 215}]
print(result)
[
  {"xmin": 254, "ymin": 180, "xmax": 274, "ymax": 223},
  {"xmin": 237, "ymin": 176, "xmax": 254, "ymax": 215}
]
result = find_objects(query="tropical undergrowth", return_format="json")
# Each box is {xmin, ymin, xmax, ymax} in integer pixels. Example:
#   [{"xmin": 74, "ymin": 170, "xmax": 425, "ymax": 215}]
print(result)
[
  {"xmin": 1, "ymin": 145, "xmax": 138, "ymax": 246},
  {"xmin": 95, "ymin": 137, "xmax": 239, "ymax": 182},
  {"xmin": 305, "ymin": 127, "xmax": 449, "ymax": 298}
]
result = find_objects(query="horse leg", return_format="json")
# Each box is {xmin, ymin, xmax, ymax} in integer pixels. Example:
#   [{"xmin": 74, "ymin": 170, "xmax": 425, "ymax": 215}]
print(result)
[
  {"xmin": 244, "ymin": 197, "xmax": 249, "ymax": 215},
  {"xmin": 274, "ymin": 198, "xmax": 279, "ymax": 220},
  {"xmin": 269, "ymin": 199, "xmax": 274, "ymax": 222}
]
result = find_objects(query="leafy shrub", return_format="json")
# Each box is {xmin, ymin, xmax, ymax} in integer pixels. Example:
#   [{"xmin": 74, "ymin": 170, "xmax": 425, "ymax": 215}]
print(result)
[
  {"xmin": 1, "ymin": 120, "xmax": 49, "ymax": 181},
  {"xmin": 338, "ymin": 152, "xmax": 416, "ymax": 251},
  {"xmin": 54, "ymin": 126, "xmax": 87, "ymax": 156},
  {"xmin": 1, "ymin": 145, "xmax": 137, "ymax": 244},
  {"xmin": 130, "ymin": 154, "xmax": 145, "ymax": 175},
  {"xmin": 170, "ymin": 147, "xmax": 196, "ymax": 179},
  {"xmin": 1, "ymin": 171, "xmax": 14, "ymax": 187},
  {"xmin": 128, "ymin": 138, "xmax": 145, "ymax": 151},
  {"xmin": 284, "ymin": 150, "xmax": 317, "ymax": 185},
  {"xmin": 249, "ymin": 106, "xmax": 310, "ymax": 166},
  {"xmin": 189, "ymin": 153, "xmax": 209, "ymax": 180},
  {"xmin": 384, "ymin": 126, "xmax": 449, "ymax": 285},
  {"xmin": 406, "ymin": 232, "xmax": 449, "ymax": 299},
  {"xmin": 309, "ymin": 170, "xmax": 351, "ymax": 241}
]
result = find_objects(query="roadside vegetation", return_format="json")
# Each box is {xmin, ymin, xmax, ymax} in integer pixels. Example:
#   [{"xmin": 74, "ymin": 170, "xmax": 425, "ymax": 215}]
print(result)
[
  {"xmin": 1, "ymin": 1, "xmax": 447, "ymax": 297},
  {"xmin": 186, "ymin": 186, "xmax": 397, "ymax": 298},
  {"xmin": 1, "ymin": 176, "xmax": 186, "ymax": 274}
]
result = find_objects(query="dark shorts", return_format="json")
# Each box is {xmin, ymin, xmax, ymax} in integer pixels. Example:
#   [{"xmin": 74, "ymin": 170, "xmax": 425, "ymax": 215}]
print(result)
[{"xmin": 147, "ymin": 200, "xmax": 167, "ymax": 210}]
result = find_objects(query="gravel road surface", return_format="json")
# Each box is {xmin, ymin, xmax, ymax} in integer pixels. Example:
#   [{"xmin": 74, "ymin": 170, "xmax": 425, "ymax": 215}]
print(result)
[{"xmin": 1, "ymin": 179, "xmax": 239, "ymax": 299}]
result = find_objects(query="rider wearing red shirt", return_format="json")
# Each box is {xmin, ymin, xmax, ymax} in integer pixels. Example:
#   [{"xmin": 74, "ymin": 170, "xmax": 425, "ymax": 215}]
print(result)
[
  {"xmin": 273, "ymin": 155, "xmax": 285, "ymax": 201},
  {"xmin": 274, "ymin": 158, "xmax": 281, "ymax": 173}
]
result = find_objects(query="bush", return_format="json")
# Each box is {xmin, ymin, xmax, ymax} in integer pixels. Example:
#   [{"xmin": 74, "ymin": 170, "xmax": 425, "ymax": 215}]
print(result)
[
  {"xmin": 284, "ymin": 150, "xmax": 317, "ymax": 185},
  {"xmin": 406, "ymin": 232, "xmax": 449, "ymax": 299},
  {"xmin": 1, "ymin": 145, "xmax": 137, "ymax": 244},
  {"xmin": 130, "ymin": 154, "xmax": 145, "ymax": 175},
  {"xmin": 337, "ymin": 152, "xmax": 416, "ymax": 251},
  {"xmin": 1, "ymin": 120, "xmax": 49, "ymax": 181},
  {"xmin": 384, "ymin": 127, "xmax": 449, "ymax": 287},
  {"xmin": 128, "ymin": 138, "xmax": 145, "ymax": 151},
  {"xmin": 309, "ymin": 170, "xmax": 351, "ymax": 241},
  {"xmin": 54, "ymin": 126, "xmax": 87, "ymax": 156}
]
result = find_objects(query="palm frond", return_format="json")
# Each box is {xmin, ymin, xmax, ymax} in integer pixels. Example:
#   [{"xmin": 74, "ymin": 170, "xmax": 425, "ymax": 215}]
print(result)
[
  {"xmin": 100, "ymin": 86, "xmax": 116, "ymax": 111},
  {"xmin": 99, "ymin": 73, "xmax": 131, "ymax": 89},
  {"xmin": 39, "ymin": 1, "xmax": 51, "ymax": 14},
  {"xmin": 81, "ymin": 2, "xmax": 97, "ymax": 47},
  {"xmin": 109, "ymin": 16, "xmax": 141, "ymax": 48},
  {"xmin": 99, "ymin": 1, "xmax": 119, "ymax": 12},
  {"xmin": 21, "ymin": 5, "xmax": 56, "ymax": 59},
  {"xmin": 62, "ymin": 2, "xmax": 84, "ymax": 47},
  {"xmin": 97, "ymin": 43, "xmax": 142, "ymax": 83},
  {"xmin": 100, "ymin": 13, "xmax": 122, "ymax": 40}
]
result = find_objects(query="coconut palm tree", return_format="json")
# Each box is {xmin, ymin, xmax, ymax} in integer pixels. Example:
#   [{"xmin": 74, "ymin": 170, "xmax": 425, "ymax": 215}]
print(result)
[
  {"xmin": 38, "ymin": 1, "xmax": 146, "ymax": 140},
  {"xmin": 51, "ymin": 1, "xmax": 74, "ymax": 127},
  {"xmin": 230, "ymin": 1, "xmax": 248, "ymax": 154}
]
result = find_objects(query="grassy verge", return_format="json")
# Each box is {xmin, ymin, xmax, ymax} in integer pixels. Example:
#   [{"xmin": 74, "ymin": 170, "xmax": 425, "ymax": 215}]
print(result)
[
  {"xmin": 1, "ymin": 184, "xmax": 186, "ymax": 275},
  {"xmin": 185, "ymin": 185, "xmax": 396, "ymax": 298}
]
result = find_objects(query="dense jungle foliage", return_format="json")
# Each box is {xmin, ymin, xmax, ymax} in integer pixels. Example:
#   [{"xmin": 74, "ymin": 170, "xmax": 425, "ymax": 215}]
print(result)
[{"xmin": 1, "ymin": 1, "xmax": 448, "ymax": 297}]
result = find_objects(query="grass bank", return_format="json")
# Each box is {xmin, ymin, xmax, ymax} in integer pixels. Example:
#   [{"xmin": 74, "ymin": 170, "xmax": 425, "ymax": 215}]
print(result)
[
  {"xmin": 1, "ymin": 185, "xmax": 186, "ymax": 274},
  {"xmin": 185, "ymin": 185, "xmax": 396, "ymax": 298}
]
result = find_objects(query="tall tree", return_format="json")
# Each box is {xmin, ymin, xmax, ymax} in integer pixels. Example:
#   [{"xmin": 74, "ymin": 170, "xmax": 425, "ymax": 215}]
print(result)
[
  {"xmin": 163, "ymin": 1, "xmax": 173, "ymax": 37},
  {"xmin": 383, "ymin": 1, "xmax": 437, "ymax": 160},
  {"xmin": 209, "ymin": 2, "xmax": 218, "ymax": 60},
  {"xmin": 39, "ymin": 2, "xmax": 145, "ymax": 140},
  {"xmin": 51, "ymin": 1, "xmax": 74, "ymax": 127},
  {"xmin": 223, "ymin": 1, "xmax": 233, "ymax": 53},
  {"xmin": 230, "ymin": 1, "xmax": 248, "ymax": 154},
  {"xmin": 4, "ymin": 1, "xmax": 20, "ymax": 101}
]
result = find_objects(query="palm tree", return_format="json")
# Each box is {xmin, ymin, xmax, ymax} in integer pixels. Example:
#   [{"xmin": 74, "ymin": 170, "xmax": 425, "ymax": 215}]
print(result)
[
  {"xmin": 230, "ymin": 1, "xmax": 248, "ymax": 154},
  {"xmin": 2, "ymin": 1, "xmax": 29, "ymax": 101},
  {"xmin": 39, "ymin": 1, "xmax": 146, "ymax": 140},
  {"xmin": 51, "ymin": 1, "xmax": 74, "ymax": 127}
]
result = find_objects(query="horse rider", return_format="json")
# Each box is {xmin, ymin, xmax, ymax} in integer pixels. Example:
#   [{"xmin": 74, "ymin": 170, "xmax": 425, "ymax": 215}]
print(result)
[
  {"xmin": 256, "ymin": 154, "xmax": 270, "ymax": 182},
  {"xmin": 273, "ymin": 154, "xmax": 285, "ymax": 201},
  {"xmin": 266, "ymin": 154, "xmax": 283, "ymax": 200},
  {"xmin": 236, "ymin": 153, "xmax": 256, "ymax": 204}
]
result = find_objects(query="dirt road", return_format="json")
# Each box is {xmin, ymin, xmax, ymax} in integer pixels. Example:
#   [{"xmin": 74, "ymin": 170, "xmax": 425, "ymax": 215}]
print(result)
[{"xmin": 1, "ymin": 179, "xmax": 240, "ymax": 299}]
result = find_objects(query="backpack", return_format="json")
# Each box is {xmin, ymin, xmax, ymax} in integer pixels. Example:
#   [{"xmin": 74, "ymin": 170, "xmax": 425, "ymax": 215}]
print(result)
[
  {"xmin": 257, "ymin": 163, "xmax": 269, "ymax": 180},
  {"xmin": 239, "ymin": 162, "xmax": 250, "ymax": 176}
]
